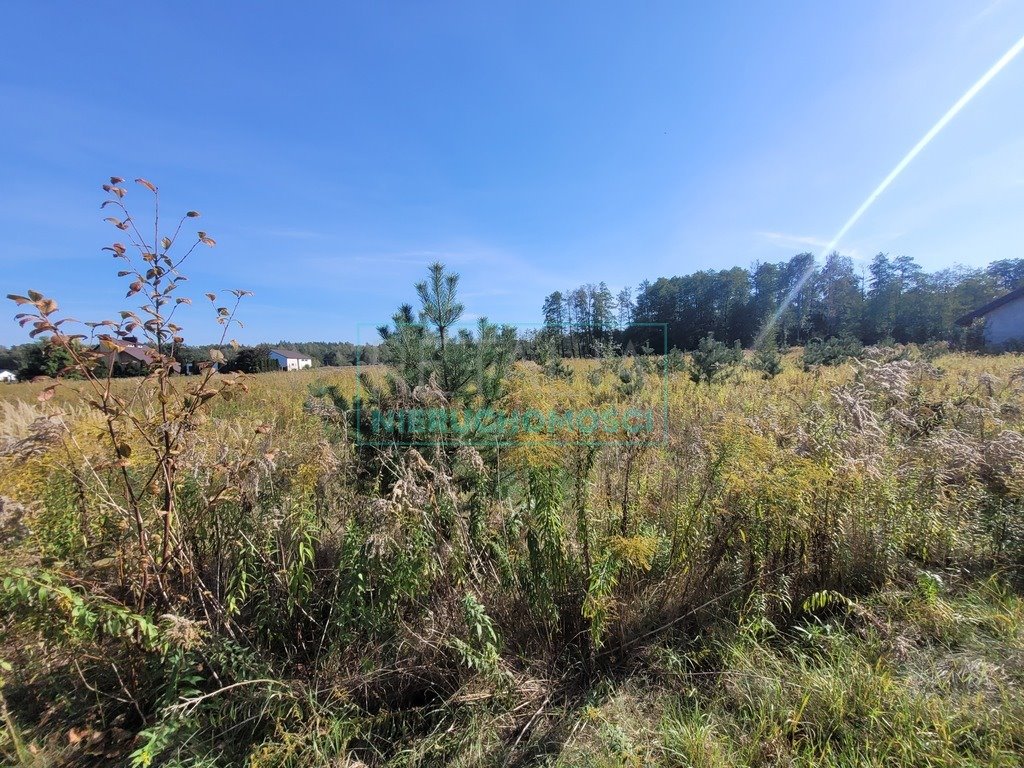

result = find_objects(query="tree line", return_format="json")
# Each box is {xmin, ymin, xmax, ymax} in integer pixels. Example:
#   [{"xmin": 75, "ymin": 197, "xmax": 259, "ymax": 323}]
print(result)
[
  {"xmin": 541, "ymin": 253, "xmax": 1024, "ymax": 354},
  {"xmin": 4, "ymin": 252, "xmax": 1021, "ymax": 381},
  {"xmin": 0, "ymin": 339, "xmax": 382, "ymax": 379}
]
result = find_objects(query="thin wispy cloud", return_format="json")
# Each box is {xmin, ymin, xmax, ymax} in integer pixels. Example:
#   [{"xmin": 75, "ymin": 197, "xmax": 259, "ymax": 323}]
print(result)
[
  {"xmin": 758, "ymin": 231, "xmax": 868, "ymax": 262},
  {"xmin": 973, "ymin": 0, "xmax": 1010, "ymax": 23},
  {"xmin": 758, "ymin": 231, "xmax": 829, "ymax": 250}
]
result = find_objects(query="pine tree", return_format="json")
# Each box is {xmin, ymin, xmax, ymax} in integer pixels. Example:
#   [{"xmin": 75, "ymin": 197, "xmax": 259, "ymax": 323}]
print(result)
[
  {"xmin": 416, "ymin": 262, "xmax": 465, "ymax": 393},
  {"xmin": 750, "ymin": 327, "xmax": 783, "ymax": 379},
  {"xmin": 379, "ymin": 262, "xmax": 517, "ymax": 408}
]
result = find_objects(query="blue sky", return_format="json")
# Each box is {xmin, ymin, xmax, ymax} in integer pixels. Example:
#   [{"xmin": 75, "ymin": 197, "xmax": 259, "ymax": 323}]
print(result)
[{"xmin": 2, "ymin": 1, "xmax": 1023, "ymax": 345}]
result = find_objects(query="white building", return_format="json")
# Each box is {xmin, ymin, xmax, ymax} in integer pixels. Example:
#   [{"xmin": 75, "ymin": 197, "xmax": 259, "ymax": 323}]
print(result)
[
  {"xmin": 269, "ymin": 348, "xmax": 313, "ymax": 371},
  {"xmin": 958, "ymin": 286, "xmax": 1024, "ymax": 348},
  {"xmin": 0, "ymin": 369, "xmax": 16, "ymax": 383}
]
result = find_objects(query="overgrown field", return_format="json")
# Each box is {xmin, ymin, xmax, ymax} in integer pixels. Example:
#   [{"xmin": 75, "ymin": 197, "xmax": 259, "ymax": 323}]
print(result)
[{"xmin": 2, "ymin": 350, "xmax": 1024, "ymax": 766}]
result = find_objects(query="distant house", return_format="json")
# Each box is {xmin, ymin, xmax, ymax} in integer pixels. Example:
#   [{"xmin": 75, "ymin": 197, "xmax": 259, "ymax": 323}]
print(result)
[
  {"xmin": 269, "ymin": 349, "xmax": 313, "ymax": 371},
  {"xmin": 0, "ymin": 369, "xmax": 16, "ymax": 383},
  {"xmin": 98, "ymin": 345, "xmax": 181, "ymax": 374},
  {"xmin": 957, "ymin": 286, "xmax": 1024, "ymax": 348}
]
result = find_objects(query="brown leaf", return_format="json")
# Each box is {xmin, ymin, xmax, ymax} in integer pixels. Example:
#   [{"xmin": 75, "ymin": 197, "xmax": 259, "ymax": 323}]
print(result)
[
  {"xmin": 186, "ymin": 210, "xmax": 201, "ymax": 218},
  {"xmin": 38, "ymin": 385, "xmax": 57, "ymax": 402},
  {"xmin": 135, "ymin": 178, "xmax": 157, "ymax": 192}
]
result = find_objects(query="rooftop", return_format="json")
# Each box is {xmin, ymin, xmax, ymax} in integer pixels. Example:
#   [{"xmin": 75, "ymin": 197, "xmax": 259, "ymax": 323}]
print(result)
[
  {"xmin": 270, "ymin": 349, "xmax": 311, "ymax": 360},
  {"xmin": 956, "ymin": 285, "xmax": 1024, "ymax": 325}
]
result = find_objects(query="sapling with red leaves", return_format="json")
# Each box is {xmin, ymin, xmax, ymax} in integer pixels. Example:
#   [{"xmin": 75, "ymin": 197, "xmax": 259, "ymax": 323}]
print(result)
[{"xmin": 8, "ymin": 177, "xmax": 251, "ymax": 608}]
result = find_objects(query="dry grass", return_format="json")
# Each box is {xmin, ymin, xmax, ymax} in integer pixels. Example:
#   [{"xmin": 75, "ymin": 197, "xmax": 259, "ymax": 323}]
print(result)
[{"xmin": 1, "ymin": 350, "xmax": 1023, "ymax": 766}]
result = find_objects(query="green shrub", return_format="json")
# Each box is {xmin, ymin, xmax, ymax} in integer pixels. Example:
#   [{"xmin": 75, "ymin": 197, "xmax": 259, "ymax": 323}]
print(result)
[
  {"xmin": 750, "ymin": 334, "xmax": 783, "ymax": 379},
  {"xmin": 689, "ymin": 334, "xmax": 742, "ymax": 384},
  {"xmin": 802, "ymin": 336, "xmax": 864, "ymax": 369}
]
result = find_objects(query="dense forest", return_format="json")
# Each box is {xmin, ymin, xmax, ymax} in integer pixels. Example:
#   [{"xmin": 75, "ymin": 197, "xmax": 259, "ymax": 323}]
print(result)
[{"xmin": 542, "ymin": 253, "xmax": 1024, "ymax": 354}]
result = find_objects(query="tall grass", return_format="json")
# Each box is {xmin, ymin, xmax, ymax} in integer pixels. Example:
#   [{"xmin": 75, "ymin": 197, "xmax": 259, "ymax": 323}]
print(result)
[{"xmin": 1, "ymin": 350, "xmax": 1023, "ymax": 765}]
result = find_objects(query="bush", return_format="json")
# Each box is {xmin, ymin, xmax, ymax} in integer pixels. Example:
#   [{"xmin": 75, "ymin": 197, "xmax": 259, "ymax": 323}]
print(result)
[
  {"xmin": 664, "ymin": 348, "xmax": 687, "ymax": 374},
  {"xmin": 16, "ymin": 341, "xmax": 75, "ymax": 379},
  {"xmin": 802, "ymin": 336, "xmax": 864, "ymax": 369},
  {"xmin": 749, "ymin": 334, "xmax": 783, "ymax": 379},
  {"xmin": 537, "ymin": 335, "xmax": 573, "ymax": 380},
  {"xmin": 689, "ymin": 334, "xmax": 742, "ymax": 384},
  {"xmin": 222, "ymin": 345, "xmax": 275, "ymax": 373}
]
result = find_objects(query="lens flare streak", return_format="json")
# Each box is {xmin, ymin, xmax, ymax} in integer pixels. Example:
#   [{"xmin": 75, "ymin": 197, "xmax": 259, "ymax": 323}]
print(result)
[{"xmin": 757, "ymin": 32, "xmax": 1024, "ymax": 346}]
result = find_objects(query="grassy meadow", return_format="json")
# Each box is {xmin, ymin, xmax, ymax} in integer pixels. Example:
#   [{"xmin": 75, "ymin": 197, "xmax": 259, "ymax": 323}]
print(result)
[{"xmin": 2, "ymin": 349, "xmax": 1024, "ymax": 766}]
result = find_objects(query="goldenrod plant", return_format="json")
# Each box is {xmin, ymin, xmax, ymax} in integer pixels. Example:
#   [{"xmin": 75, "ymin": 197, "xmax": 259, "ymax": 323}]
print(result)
[{"xmin": 1, "ymin": 182, "xmax": 1024, "ymax": 766}]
